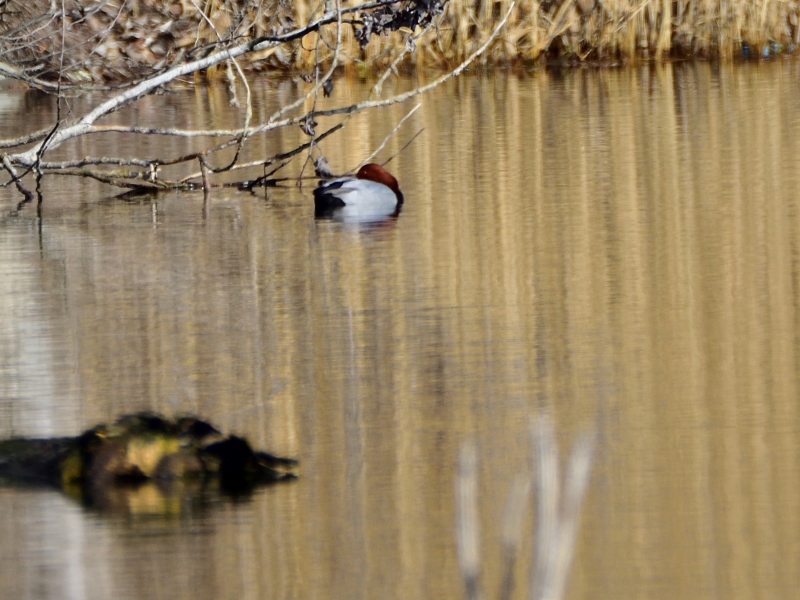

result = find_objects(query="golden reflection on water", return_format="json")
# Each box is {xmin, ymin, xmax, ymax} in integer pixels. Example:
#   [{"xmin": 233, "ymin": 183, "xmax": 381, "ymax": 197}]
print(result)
[{"xmin": 2, "ymin": 60, "xmax": 800, "ymax": 599}]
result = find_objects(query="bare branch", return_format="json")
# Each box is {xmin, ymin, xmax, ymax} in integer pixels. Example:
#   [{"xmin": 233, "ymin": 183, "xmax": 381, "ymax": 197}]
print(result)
[
  {"xmin": 1, "ymin": 0, "xmax": 515, "ymax": 202},
  {"xmin": 2, "ymin": 155, "xmax": 34, "ymax": 204},
  {"xmin": 180, "ymin": 122, "xmax": 344, "ymax": 187},
  {"xmin": 0, "ymin": 127, "xmax": 53, "ymax": 149},
  {"xmin": 351, "ymin": 103, "xmax": 420, "ymax": 172},
  {"xmin": 7, "ymin": 0, "xmax": 412, "ymax": 166},
  {"xmin": 381, "ymin": 128, "xmax": 424, "ymax": 167}
]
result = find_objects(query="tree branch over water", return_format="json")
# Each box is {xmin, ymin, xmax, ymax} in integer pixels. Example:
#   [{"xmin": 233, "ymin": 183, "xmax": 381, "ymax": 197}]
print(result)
[{"xmin": 1, "ymin": 0, "xmax": 515, "ymax": 201}]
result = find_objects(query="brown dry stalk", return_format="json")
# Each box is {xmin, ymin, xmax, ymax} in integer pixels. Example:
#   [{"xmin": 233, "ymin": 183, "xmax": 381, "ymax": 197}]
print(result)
[
  {"xmin": 284, "ymin": 0, "xmax": 800, "ymax": 63},
  {"xmin": 2, "ymin": 0, "xmax": 797, "ymax": 91},
  {"xmin": 454, "ymin": 416, "xmax": 595, "ymax": 600}
]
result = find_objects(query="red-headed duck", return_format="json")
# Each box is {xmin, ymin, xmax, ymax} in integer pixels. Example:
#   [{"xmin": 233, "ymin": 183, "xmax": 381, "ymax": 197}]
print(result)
[{"xmin": 313, "ymin": 163, "xmax": 404, "ymax": 220}]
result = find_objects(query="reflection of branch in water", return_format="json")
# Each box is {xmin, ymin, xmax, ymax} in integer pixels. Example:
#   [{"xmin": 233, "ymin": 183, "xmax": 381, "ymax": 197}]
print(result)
[
  {"xmin": 455, "ymin": 414, "xmax": 595, "ymax": 600},
  {"xmin": 2, "ymin": 155, "xmax": 35, "ymax": 211}
]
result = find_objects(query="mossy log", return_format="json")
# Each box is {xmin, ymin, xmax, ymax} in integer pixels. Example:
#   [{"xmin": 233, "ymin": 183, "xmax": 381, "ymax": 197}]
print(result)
[{"xmin": 0, "ymin": 413, "xmax": 297, "ymax": 512}]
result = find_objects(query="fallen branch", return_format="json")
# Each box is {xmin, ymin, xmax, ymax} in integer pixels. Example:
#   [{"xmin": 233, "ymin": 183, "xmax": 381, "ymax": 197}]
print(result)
[{"xmin": 2, "ymin": 0, "xmax": 514, "ymax": 203}]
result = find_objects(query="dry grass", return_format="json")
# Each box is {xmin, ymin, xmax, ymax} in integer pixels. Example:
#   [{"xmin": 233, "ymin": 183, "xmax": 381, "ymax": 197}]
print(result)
[
  {"xmin": 2, "ymin": 0, "xmax": 797, "ymax": 87},
  {"xmin": 291, "ymin": 0, "xmax": 800, "ymax": 66}
]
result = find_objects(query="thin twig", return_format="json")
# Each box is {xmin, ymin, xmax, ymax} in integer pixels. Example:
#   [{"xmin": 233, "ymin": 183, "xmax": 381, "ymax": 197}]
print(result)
[
  {"xmin": 381, "ymin": 128, "xmax": 424, "ymax": 167},
  {"xmin": 350, "ymin": 103, "xmax": 421, "ymax": 173},
  {"xmin": 7, "ymin": 0, "xmax": 401, "ymax": 166},
  {"xmin": 186, "ymin": 0, "xmax": 253, "ymax": 176},
  {"xmin": 4, "ymin": 0, "xmax": 515, "ymax": 200},
  {"xmin": 179, "ymin": 122, "xmax": 344, "ymax": 185},
  {"xmin": 199, "ymin": 155, "xmax": 211, "ymax": 196},
  {"xmin": 297, "ymin": 0, "xmax": 343, "ymax": 187}
]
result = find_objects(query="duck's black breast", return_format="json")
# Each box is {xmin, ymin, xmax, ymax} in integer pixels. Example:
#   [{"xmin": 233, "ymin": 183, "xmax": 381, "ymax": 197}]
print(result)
[{"xmin": 313, "ymin": 180, "xmax": 347, "ymax": 210}]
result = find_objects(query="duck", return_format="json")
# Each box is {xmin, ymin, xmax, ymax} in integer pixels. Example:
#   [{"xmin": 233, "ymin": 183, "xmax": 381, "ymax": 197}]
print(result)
[{"xmin": 313, "ymin": 163, "xmax": 404, "ymax": 221}]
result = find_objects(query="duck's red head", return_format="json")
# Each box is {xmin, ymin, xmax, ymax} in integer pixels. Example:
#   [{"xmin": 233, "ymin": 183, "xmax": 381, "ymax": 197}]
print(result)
[{"xmin": 356, "ymin": 163, "xmax": 402, "ymax": 202}]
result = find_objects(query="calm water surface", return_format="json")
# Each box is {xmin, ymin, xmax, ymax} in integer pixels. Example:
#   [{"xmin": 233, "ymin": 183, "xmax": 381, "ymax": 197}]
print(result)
[{"xmin": 2, "ymin": 61, "xmax": 800, "ymax": 599}]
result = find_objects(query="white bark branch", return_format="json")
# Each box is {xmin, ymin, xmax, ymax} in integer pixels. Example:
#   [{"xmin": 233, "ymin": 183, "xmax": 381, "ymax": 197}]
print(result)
[{"xmin": 3, "ymin": 0, "xmax": 515, "ymax": 197}]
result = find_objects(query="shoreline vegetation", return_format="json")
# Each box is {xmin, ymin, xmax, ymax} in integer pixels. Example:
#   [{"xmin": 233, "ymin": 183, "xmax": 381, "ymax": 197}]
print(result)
[
  {"xmin": 1, "ymin": 0, "xmax": 798, "ymax": 87},
  {"xmin": 0, "ymin": 0, "xmax": 791, "ymax": 202}
]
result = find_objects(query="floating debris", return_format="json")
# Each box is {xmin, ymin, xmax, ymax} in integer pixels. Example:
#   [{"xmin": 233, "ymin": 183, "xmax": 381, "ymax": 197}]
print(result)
[{"xmin": 0, "ymin": 413, "xmax": 297, "ymax": 514}]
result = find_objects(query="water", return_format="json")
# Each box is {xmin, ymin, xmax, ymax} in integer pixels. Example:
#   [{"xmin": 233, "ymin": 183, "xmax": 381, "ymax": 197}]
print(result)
[{"xmin": 2, "ymin": 60, "xmax": 800, "ymax": 599}]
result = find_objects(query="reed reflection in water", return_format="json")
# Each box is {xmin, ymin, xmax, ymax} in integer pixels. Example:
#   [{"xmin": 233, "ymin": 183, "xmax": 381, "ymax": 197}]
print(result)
[{"xmin": 2, "ymin": 61, "xmax": 800, "ymax": 599}]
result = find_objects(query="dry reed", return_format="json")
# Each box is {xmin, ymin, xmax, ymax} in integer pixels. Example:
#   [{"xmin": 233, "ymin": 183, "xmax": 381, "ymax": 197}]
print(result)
[
  {"xmin": 297, "ymin": 0, "xmax": 800, "ymax": 65},
  {"xmin": 268, "ymin": 0, "xmax": 800, "ymax": 69},
  {"xmin": 455, "ymin": 416, "xmax": 595, "ymax": 600},
  {"xmin": 4, "ymin": 0, "xmax": 796, "ymax": 88}
]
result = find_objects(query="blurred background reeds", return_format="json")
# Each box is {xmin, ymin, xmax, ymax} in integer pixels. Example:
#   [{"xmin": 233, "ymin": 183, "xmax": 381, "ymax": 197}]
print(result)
[
  {"xmin": 1, "ymin": 0, "xmax": 798, "ymax": 86},
  {"xmin": 455, "ymin": 418, "xmax": 595, "ymax": 600},
  {"xmin": 298, "ymin": 0, "xmax": 800, "ymax": 66}
]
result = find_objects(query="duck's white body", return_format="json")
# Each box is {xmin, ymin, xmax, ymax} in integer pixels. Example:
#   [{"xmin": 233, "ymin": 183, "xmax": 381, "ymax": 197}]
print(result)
[{"xmin": 313, "ymin": 163, "xmax": 403, "ymax": 222}]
